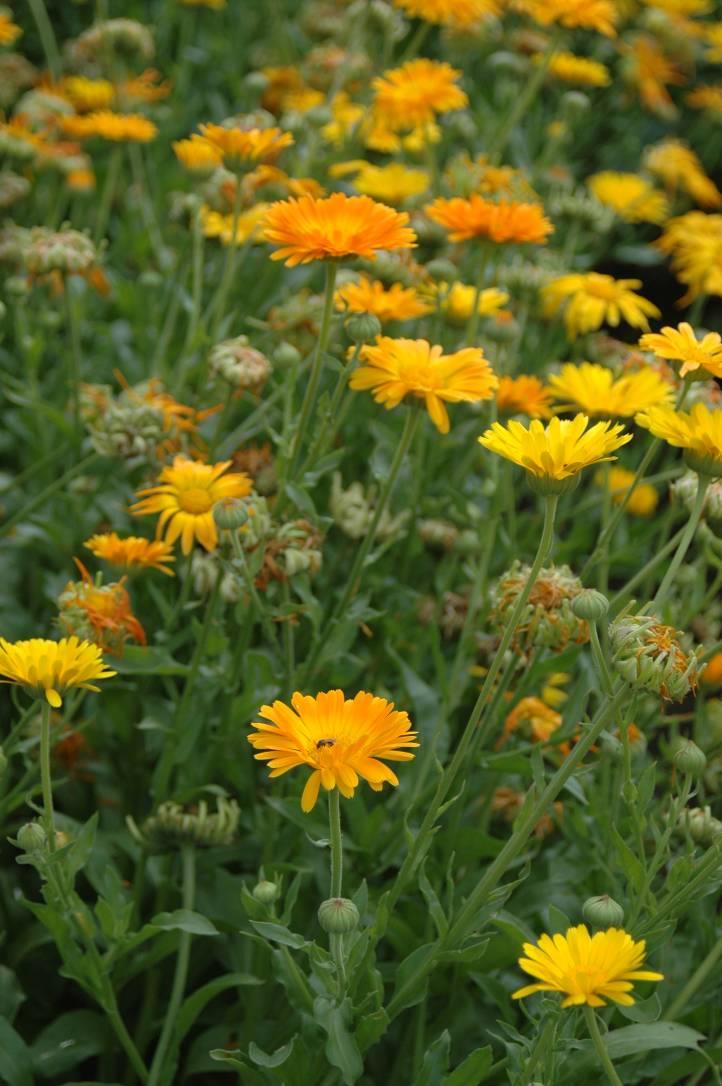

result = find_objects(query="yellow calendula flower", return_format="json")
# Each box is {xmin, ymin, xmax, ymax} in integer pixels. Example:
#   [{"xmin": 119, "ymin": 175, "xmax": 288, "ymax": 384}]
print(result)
[
  {"xmin": 262, "ymin": 193, "xmax": 416, "ymax": 267},
  {"xmin": 548, "ymin": 362, "xmax": 673, "ymax": 417},
  {"xmin": 329, "ymin": 160, "xmax": 430, "ymax": 205},
  {"xmin": 0, "ymin": 10, "xmax": 22, "ymax": 45},
  {"xmin": 519, "ymin": 0, "xmax": 617, "ymax": 35},
  {"xmin": 496, "ymin": 375, "xmax": 554, "ymax": 419},
  {"xmin": 84, "ymin": 533, "xmax": 176, "ymax": 576},
  {"xmin": 656, "ymin": 212, "xmax": 722, "ymax": 303},
  {"xmin": 199, "ymin": 202, "xmax": 270, "ymax": 247},
  {"xmin": 513, "ymin": 925, "xmax": 663, "ymax": 1007},
  {"xmin": 541, "ymin": 273, "xmax": 660, "ymax": 339},
  {"xmin": 391, "ymin": 0, "xmax": 500, "ymax": 26},
  {"xmin": 636, "ymin": 403, "xmax": 722, "ymax": 476},
  {"xmin": 426, "ymin": 282, "xmax": 509, "ymax": 325},
  {"xmin": 546, "ymin": 52, "xmax": 610, "ymax": 88},
  {"xmin": 500, "ymin": 697, "xmax": 564, "ymax": 748},
  {"xmin": 372, "ymin": 59, "xmax": 468, "ymax": 132},
  {"xmin": 596, "ymin": 465, "xmax": 659, "ymax": 516},
  {"xmin": 621, "ymin": 35, "xmax": 684, "ymax": 117},
  {"xmin": 478, "ymin": 414, "xmax": 631, "ymax": 485},
  {"xmin": 131, "ymin": 456, "xmax": 252, "ymax": 554},
  {"xmin": 335, "ymin": 275, "xmax": 431, "ymax": 322},
  {"xmin": 639, "ymin": 323, "xmax": 722, "ymax": 379},
  {"xmin": 0, "ymin": 636, "xmax": 116, "ymax": 709},
  {"xmin": 644, "ymin": 140, "xmax": 722, "ymax": 210},
  {"xmin": 350, "ymin": 336, "xmax": 498, "ymax": 434},
  {"xmin": 198, "ymin": 123, "xmax": 293, "ymax": 167},
  {"xmin": 587, "ymin": 172, "xmax": 669, "ymax": 225},
  {"xmin": 173, "ymin": 134, "xmax": 223, "ymax": 171},
  {"xmin": 248, "ymin": 689, "xmax": 418, "ymax": 812},
  {"xmin": 57, "ymin": 75, "xmax": 115, "ymax": 112},
  {"xmin": 61, "ymin": 111, "xmax": 158, "ymax": 142},
  {"xmin": 704, "ymin": 23, "xmax": 722, "ymax": 62}
]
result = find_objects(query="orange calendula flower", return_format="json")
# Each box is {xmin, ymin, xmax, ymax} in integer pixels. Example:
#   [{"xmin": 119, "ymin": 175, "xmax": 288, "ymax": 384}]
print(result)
[
  {"xmin": 425, "ymin": 195, "xmax": 553, "ymax": 245},
  {"xmin": 131, "ymin": 456, "xmax": 252, "ymax": 554},
  {"xmin": 84, "ymin": 533, "xmax": 176, "ymax": 576},
  {"xmin": 496, "ymin": 375, "xmax": 554, "ymax": 419},
  {"xmin": 621, "ymin": 36, "xmax": 684, "ymax": 116},
  {"xmin": 0, "ymin": 11, "xmax": 22, "ymax": 45},
  {"xmin": 520, "ymin": 0, "xmax": 617, "ymax": 35},
  {"xmin": 350, "ymin": 336, "xmax": 498, "ymax": 434},
  {"xmin": 262, "ymin": 193, "xmax": 416, "ymax": 267},
  {"xmin": 513, "ymin": 925, "xmax": 663, "ymax": 1007},
  {"xmin": 499, "ymin": 697, "xmax": 565, "ymax": 749},
  {"xmin": 0, "ymin": 637, "xmax": 116, "ymax": 709},
  {"xmin": 197, "ymin": 123, "xmax": 293, "ymax": 167},
  {"xmin": 372, "ymin": 59, "xmax": 468, "ymax": 131},
  {"xmin": 541, "ymin": 273, "xmax": 660, "ymax": 339},
  {"xmin": 335, "ymin": 275, "xmax": 431, "ymax": 322},
  {"xmin": 61, "ymin": 111, "xmax": 158, "ymax": 142},
  {"xmin": 547, "ymin": 362, "xmax": 673, "ymax": 417},
  {"xmin": 639, "ymin": 323, "xmax": 722, "ymax": 379},
  {"xmin": 391, "ymin": 0, "xmax": 500, "ymax": 26},
  {"xmin": 58, "ymin": 564, "xmax": 146, "ymax": 656},
  {"xmin": 248, "ymin": 689, "xmax": 418, "ymax": 812}
]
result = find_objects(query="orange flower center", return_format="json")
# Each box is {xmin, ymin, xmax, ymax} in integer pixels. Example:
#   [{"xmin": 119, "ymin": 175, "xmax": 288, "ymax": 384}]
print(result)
[{"xmin": 179, "ymin": 487, "xmax": 213, "ymax": 514}]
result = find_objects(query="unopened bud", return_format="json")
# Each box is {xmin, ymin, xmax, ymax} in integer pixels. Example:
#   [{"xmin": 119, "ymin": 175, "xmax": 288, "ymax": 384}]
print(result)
[
  {"xmin": 318, "ymin": 897, "xmax": 360, "ymax": 934},
  {"xmin": 213, "ymin": 497, "xmax": 250, "ymax": 530},
  {"xmin": 583, "ymin": 894, "xmax": 624, "ymax": 928},
  {"xmin": 673, "ymin": 739, "xmax": 707, "ymax": 777},
  {"xmin": 572, "ymin": 589, "xmax": 609, "ymax": 622},
  {"xmin": 425, "ymin": 258, "xmax": 458, "ymax": 282},
  {"xmin": 344, "ymin": 313, "xmax": 381, "ymax": 344},
  {"xmin": 16, "ymin": 821, "xmax": 47, "ymax": 852},
  {"xmin": 273, "ymin": 342, "xmax": 302, "ymax": 369},
  {"xmin": 252, "ymin": 880, "xmax": 280, "ymax": 905}
]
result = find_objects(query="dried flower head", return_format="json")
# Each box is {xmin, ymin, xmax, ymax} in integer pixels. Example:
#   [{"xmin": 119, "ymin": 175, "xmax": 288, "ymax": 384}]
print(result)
[
  {"xmin": 491, "ymin": 562, "xmax": 590, "ymax": 652},
  {"xmin": 610, "ymin": 613, "xmax": 702, "ymax": 701}
]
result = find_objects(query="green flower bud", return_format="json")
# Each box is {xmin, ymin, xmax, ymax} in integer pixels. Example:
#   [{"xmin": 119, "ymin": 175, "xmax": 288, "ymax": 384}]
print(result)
[
  {"xmin": 344, "ymin": 313, "xmax": 381, "ymax": 344},
  {"xmin": 213, "ymin": 497, "xmax": 250, "ymax": 531},
  {"xmin": 16, "ymin": 821, "xmax": 47, "ymax": 852},
  {"xmin": 318, "ymin": 897, "xmax": 360, "ymax": 934},
  {"xmin": 425, "ymin": 258, "xmax": 458, "ymax": 282},
  {"xmin": 677, "ymin": 805, "xmax": 722, "ymax": 844},
  {"xmin": 673, "ymin": 739, "xmax": 707, "ymax": 777},
  {"xmin": 583, "ymin": 894, "xmax": 625, "ymax": 928},
  {"xmin": 560, "ymin": 91, "xmax": 591, "ymax": 119},
  {"xmin": 252, "ymin": 880, "xmax": 280, "ymax": 905},
  {"xmin": 273, "ymin": 342, "xmax": 302, "ymax": 369},
  {"xmin": 572, "ymin": 589, "xmax": 609, "ymax": 622}
]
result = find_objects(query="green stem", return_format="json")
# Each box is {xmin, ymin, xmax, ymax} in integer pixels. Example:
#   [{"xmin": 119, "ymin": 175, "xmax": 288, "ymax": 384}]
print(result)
[
  {"xmin": 589, "ymin": 622, "xmax": 615, "ymax": 696},
  {"xmin": 210, "ymin": 175, "xmax": 245, "ymax": 338},
  {"xmin": 39, "ymin": 701, "xmax": 56, "ymax": 851},
  {"xmin": 328, "ymin": 790, "xmax": 346, "ymax": 998},
  {"xmin": 0, "ymin": 453, "xmax": 101, "ymax": 538},
  {"xmin": 182, "ymin": 208, "xmax": 205, "ymax": 355},
  {"xmin": 300, "ymin": 342, "xmax": 362, "ymax": 474},
  {"xmin": 128, "ymin": 143, "xmax": 167, "ymax": 268},
  {"xmin": 65, "ymin": 288, "xmax": 82, "ymax": 438},
  {"xmin": 489, "ymin": 33, "xmax": 560, "ymax": 163},
  {"xmin": 229, "ymin": 530, "xmax": 277, "ymax": 646},
  {"xmin": 608, "ymin": 525, "xmax": 686, "ymax": 614},
  {"xmin": 583, "ymin": 1006, "xmax": 623, "ymax": 1086},
  {"xmin": 652, "ymin": 474, "xmax": 709, "ymax": 610},
  {"xmin": 464, "ymin": 247, "xmax": 490, "ymax": 346},
  {"xmin": 147, "ymin": 845, "xmax": 196, "ymax": 1086},
  {"xmin": 94, "ymin": 146, "xmax": 123, "ymax": 244},
  {"xmin": 28, "ymin": 0, "xmax": 62, "ymax": 80}
]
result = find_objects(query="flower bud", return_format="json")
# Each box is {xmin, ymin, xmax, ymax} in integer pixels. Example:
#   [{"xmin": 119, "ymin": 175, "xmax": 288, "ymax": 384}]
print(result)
[
  {"xmin": 677, "ymin": 805, "xmax": 722, "ymax": 844},
  {"xmin": 344, "ymin": 313, "xmax": 382, "ymax": 344},
  {"xmin": 583, "ymin": 894, "xmax": 624, "ymax": 928},
  {"xmin": 560, "ymin": 91, "xmax": 591, "ymax": 119},
  {"xmin": 571, "ymin": 589, "xmax": 609, "ymax": 622},
  {"xmin": 273, "ymin": 342, "xmax": 302, "ymax": 369},
  {"xmin": 673, "ymin": 739, "xmax": 707, "ymax": 777},
  {"xmin": 213, "ymin": 497, "xmax": 250, "ymax": 530},
  {"xmin": 318, "ymin": 897, "xmax": 360, "ymax": 934},
  {"xmin": 252, "ymin": 880, "xmax": 280, "ymax": 905},
  {"xmin": 425, "ymin": 258, "xmax": 457, "ymax": 282},
  {"xmin": 16, "ymin": 821, "xmax": 47, "ymax": 852},
  {"xmin": 609, "ymin": 613, "xmax": 701, "ymax": 702}
]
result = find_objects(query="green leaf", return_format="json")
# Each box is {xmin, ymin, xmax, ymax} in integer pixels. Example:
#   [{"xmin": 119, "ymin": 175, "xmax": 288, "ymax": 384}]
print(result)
[
  {"xmin": 112, "ymin": 645, "xmax": 187, "ymax": 675},
  {"xmin": 174, "ymin": 973, "xmax": 262, "ymax": 1048},
  {"xmin": 0, "ymin": 969, "xmax": 25, "ymax": 1025},
  {"xmin": 610, "ymin": 826, "xmax": 646, "ymax": 894},
  {"xmin": 419, "ymin": 862, "xmax": 448, "ymax": 939},
  {"xmin": 248, "ymin": 1038, "xmax": 295, "ymax": 1068},
  {"xmin": 391, "ymin": 943, "xmax": 436, "ymax": 1014},
  {"xmin": 151, "ymin": 910, "xmax": 219, "ymax": 936},
  {"xmin": 31, "ymin": 1012, "xmax": 109, "ymax": 1078},
  {"xmin": 417, "ymin": 1030, "xmax": 451, "ymax": 1086},
  {"xmin": 209, "ymin": 1049, "xmax": 250, "ymax": 1070},
  {"xmin": 249, "ymin": 921, "xmax": 307, "ymax": 948},
  {"xmin": 313, "ymin": 997, "xmax": 364, "ymax": 1086},
  {"xmin": 604, "ymin": 1022, "xmax": 705, "ymax": 1059},
  {"xmin": 0, "ymin": 1016, "xmax": 33, "ymax": 1086},
  {"xmin": 443, "ymin": 1046, "xmax": 494, "ymax": 1086}
]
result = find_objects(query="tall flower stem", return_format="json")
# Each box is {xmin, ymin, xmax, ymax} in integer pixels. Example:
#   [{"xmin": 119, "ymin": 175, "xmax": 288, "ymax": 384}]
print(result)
[
  {"xmin": 328, "ymin": 790, "xmax": 346, "ymax": 996},
  {"xmin": 128, "ymin": 144, "xmax": 167, "ymax": 268},
  {"xmin": 489, "ymin": 33, "xmax": 559, "ymax": 164},
  {"xmin": 28, "ymin": 0, "xmax": 61, "ymax": 81},
  {"xmin": 39, "ymin": 702, "xmax": 56, "ymax": 851},
  {"xmin": 229, "ymin": 530, "xmax": 277, "ymax": 646},
  {"xmin": 652, "ymin": 474, "xmax": 710, "ymax": 610},
  {"xmin": 300, "ymin": 342, "xmax": 362, "ymax": 475},
  {"xmin": 667, "ymin": 930, "xmax": 722, "ymax": 1020},
  {"xmin": 65, "ymin": 288, "xmax": 83, "ymax": 437},
  {"xmin": 147, "ymin": 844, "xmax": 196, "ymax": 1086},
  {"xmin": 282, "ymin": 262, "xmax": 339, "ymax": 493},
  {"xmin": 209, "ymin": 175, "xmax": 245, "ymax": 339},
  {"xmin": 301, "ymin": 405, "xmax": 422, "ymax": 684},
  {"xmin": 583, "ymin": 1006, "xmax": 623, "ymax": 1086},
  {"xmin": 464, "ymin": 246, "xmax": 490, "ymax": 346},
  {"xmin": 94, "ymin": 147, "xmax": 123, "ymax": 245},
  {"xmin": 182, "ymin": 208, "xmax": 205, "ymax": 357},
  {"xmin": 385, "ymin": 494, "xmax": 558, "ymax": 912}
]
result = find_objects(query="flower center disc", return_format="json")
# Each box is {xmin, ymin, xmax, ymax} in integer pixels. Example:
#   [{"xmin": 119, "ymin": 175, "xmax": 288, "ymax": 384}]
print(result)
[{"xmin": 179, "ymin": 487, "xmax": 213, "ymax": 514}]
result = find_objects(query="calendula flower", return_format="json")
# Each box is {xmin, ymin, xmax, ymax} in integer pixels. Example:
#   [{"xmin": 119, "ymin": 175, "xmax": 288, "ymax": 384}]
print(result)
[
  {"xmin": 596, "ymin": 465, "xmax": 659, "ymax": 516},
  {"xmin": 425, "ymin": 195, "xmax": 553, "ymax": 245},
  {"xmin": 131, "ymin": 456, "xmax": 252, "ymax": 554},
  {"xmin": 372, "ymin": 59, "xmax": 468, "ymax": 131},
  {"xmin": 58, "ymin": 565, "xmax": 146, "ymax": 656},
  {"xmin": 656, "ymin": 212, "xmax": 722, "ymax": 303},
  {"xmin": 200, "ymin": 202, "xmax": 270, "ymax": 246},
  {"xmin": 500, "ymin": 697, "xmax": 564, "ymax": 748},
  {"xmin": 636, "ymin": 403, "xmax": 722, "ymax": 476},
  {"xmin": 350, "ymin": 336, "xmax": 498, "ymax": 433},
  {"xmin": 686, "ymin": 85, "xmax": 722, "ymax": 117},
  {"xmin": 391, "ymin": 0, "xmax": 499, "ymax": 24},
  {"xmin": 492, "ymin": 563, "xmax": 589, "ymax": 652},
  {"xmin": 173, "ymin": 134, "xmax": 222, "ymax": 171},
  {"xmin": 513, "ymin": 925, "xmax": 663, "ymax": 1007},
  {"xmin": 541, "ymin": 273, "xmax": 660, "ymax": 339},
  {"xmin": 55, "ymin": 75, "xmax": 115, "ymax": 112},
  {"xmin": 704, "ymin": 23, "xmax": 722, "ymax": 62},
  {"xmin": 478, "ymin": 414, "xmax": 631, "ymax": 485},
  {"xmin": 84, "ymin": 533, "xmax": 176, "ymax": 576},
  {"xmin": 610, "ymin": 613, "xmax": 701, "ymax": 700},
  {"xmin": 329, "ymin": 160, "xmax": 430, "ymax": 205},
  {"xmin": 335, "ymin": 275, "xmax": 431, "ymax": 322},
  {"xmin": 61, "ymin": 111, "xmax": 158, "ymax": 142},
  {"xmin": 496, "ymin": 375, "xmax": 554, "ymax": 419},
  {"xmin": 262, "ymin": 192, "xmax": 416, "ymax": 267},
  {"xmin": 0, "ymin": 636, "xmax": 116, "ymax": 708},
  {"xmin": 587, "ymin": 172, "xmax": 668, "ymax": 225},
  {"xmin": 0, "ymin": 11, "xmax": 22, "ymax": 45},
  {"xmin": 520, "ymin": 0, "xmax": 617, "ymax": 35},
  {"xmin": 426, "ymin": 282, "xmax": 509, "ymax": 324},
  {"xmin": 248, "ymin": 689, "xmax": 418, "ymax": 812},
  {"xmin": 621, "ymin": 36, "xmax": 684, "ymax": 116},
  {"xmin": 546, "ymin": 52, "xmax": 610, "ymax": 87},
  {"xmin": 644, "ymin": 140, "xmax": 722, "ymax": 210},
  {"xmin": 548, "ymin": 363, "xmax": 673, "ymax": 417},
  {"xmin": 197, "ymin": 123, "xmax": 293, "ymax": 168},
  {"xmin": 639, "ymin": 323, "xmax": 722, "ymax": 379}
]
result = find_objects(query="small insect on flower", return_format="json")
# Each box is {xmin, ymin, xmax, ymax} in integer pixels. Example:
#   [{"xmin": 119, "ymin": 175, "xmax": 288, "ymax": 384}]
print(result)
[{"xmin": 0, "ymin": 636, "xmax": 116, "ymax": 708}]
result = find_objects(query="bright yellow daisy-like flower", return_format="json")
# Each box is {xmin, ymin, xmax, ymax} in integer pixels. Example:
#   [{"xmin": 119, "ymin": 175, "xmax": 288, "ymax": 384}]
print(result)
[
  {"xmin": 686, "ymin": 85, "xmax": 722, "ymax": 117},
  {"xmin": 391, "ymin": 0, "xmax": 500, "ymax": 26},
  {"xmin": 329, "ymin": 160, "xmax": 430, "ymax": 205},
  {"xmin": 173, "ymin": 134, "xmax": 223, "ymax": 171},
  {"xmin": 621, "ymin": 35, "xmax": 684, "ymax": 117},
  {"xmin": 372, "ymin": 59, "xmax": 468, "ymax": 132},
  {"xmin": 0, "ymin": 11, "xmax": 22, "ymax": 45},
  {"xmin": 704, "ymin": 23, "xmax": 722, "ymax": 62},
  {"xmin": 644, "ymin": 140, "xmax": 722, "ymax": 210},
  {"xmin": 639, "ymin": 322, "xmax": 722, "ymax": 379},
  {"xmin": 197, "ymin": 123, "xmax": 293, "ymax": 167},
  {"xmin": 248, "ymin": 689, "xmax": 418, "ymax": 812},
  {"xmin": 519, "ymin": 0, "xmax": 617, "ymax": 36},
  {"xmin": 0, "ymin": 636, "xmax": 116, "ymax": 709},
  {"xmin": 56, "ymin": 75, "xmax": 115, "ymax": 112},
  {"xmin": 200, "ymin": 202, "xmax": 270, "ymax": 247},
  {"xmin": 478, "ymin": 414, "xmax": 631, "ymax": 483},
  {"xmin": 261, "ymin": 193, "xmax": 417, "ymax": 267},
  {"xmin": 427, "ymin": 282, "xmax": 509, "ymax": 325},
  {"xmin": 512, "ymin": 924, "xmax": 663, "ymax": 1007},
  {"xmin": 350, "ymin": 336, "xmax": 498, "ymax": 434},
  {"xmin": 541, "ymin": 273, "xmax": 660, "ymax": 339},
  {"xmin": 595, "ymin": 465, "xmax": 659, "ymax": 516},
  {"xmin": 61, "ymin": 111, "xmax": 158, "ymax": 143},
  {"xmin": 84, "ymin": 533, "xmax": 176, "ymax": 576},
  {"xmin": 131, "ymin": 456, "xmax": 252, "ymax": 554},
  {"xmin": 587, "ymin": 172, "xmax": 669, "ymax": 225},
  {"xmin": 546, "ymin": 52, "xmax": 610, "ymax": 88},
  {"xmin": 335, "ymin": 275, "xmax": 431, "ymax": 322},
  {"xmin": 548, "ymin": 362, "xmax": 673, "ymax": 417},
  {"xmin": 636, "ymin": 402, "xmax": 722, "ymax": 476},
  {"xmin": 657, "ymin": 212, "xmax": 722, "ymax": 303},
  {"xmin": 496, "ymin": 375, "xmax": 554, "ymax": 419},
  {"xmin": 425, "ymin": 195, "xmax": 553, "ymax": 245}
]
